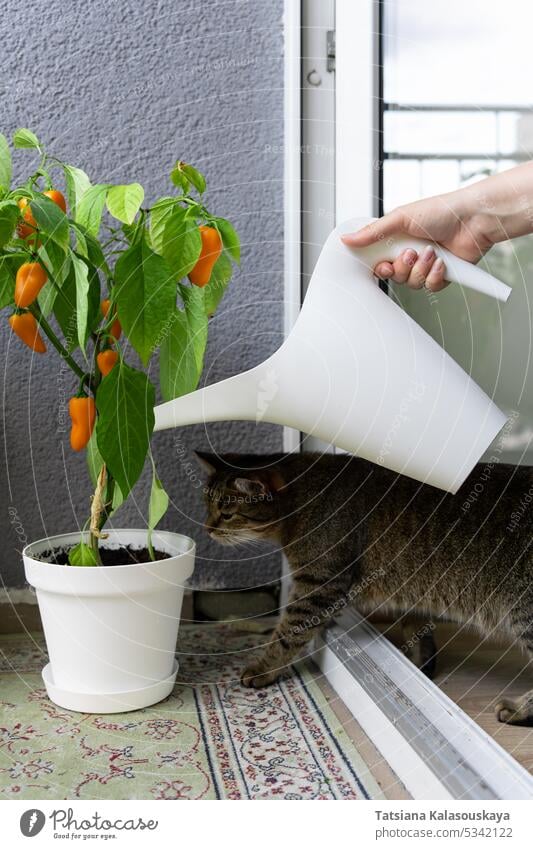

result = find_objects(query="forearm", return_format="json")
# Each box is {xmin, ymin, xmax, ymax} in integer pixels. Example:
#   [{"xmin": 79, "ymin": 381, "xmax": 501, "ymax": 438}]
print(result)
[{"xmin": 451, "ymin": 161, "xmax": 533, "ymax": 245}]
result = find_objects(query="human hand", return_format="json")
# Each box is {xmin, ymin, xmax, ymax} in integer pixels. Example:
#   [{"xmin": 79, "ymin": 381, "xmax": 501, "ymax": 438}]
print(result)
[{"xmin": 341, "ymin": 192, "xmax": 495, "ymax": 292}]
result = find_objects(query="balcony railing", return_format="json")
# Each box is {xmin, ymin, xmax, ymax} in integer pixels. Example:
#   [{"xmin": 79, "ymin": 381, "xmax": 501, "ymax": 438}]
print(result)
[{"xmin": 383, "ymin": 103, "xmax": 533, "ymax": 162}]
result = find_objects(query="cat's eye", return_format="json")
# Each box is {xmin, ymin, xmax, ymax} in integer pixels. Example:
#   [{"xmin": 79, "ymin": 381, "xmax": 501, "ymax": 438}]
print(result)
[{"xmin": 220, "ymin": 512, "xmax": 233, "ymax": 521}]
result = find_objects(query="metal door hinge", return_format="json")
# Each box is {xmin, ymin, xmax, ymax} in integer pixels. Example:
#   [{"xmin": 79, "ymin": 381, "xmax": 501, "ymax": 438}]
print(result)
[{"xmin": 326, "ymin": 30, "xmax": 335, "ymax": 72}]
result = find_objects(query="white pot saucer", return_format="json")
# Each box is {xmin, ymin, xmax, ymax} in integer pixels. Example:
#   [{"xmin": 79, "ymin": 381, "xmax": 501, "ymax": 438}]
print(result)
[{"xmin": 41, "ymin": 660, "xmax": 179, "ymax": 714}]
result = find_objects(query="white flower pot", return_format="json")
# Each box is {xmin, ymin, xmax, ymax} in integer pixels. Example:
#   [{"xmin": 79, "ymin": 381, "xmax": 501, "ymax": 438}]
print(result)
[{"xmin": 23, "ymin": 529, "xmax": 195, "ymax": 714}]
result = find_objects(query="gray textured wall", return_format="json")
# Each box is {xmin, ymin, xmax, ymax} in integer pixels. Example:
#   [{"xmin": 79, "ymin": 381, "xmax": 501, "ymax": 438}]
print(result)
[{"xmin": 0, "ymin": 0, "xmax": 284, "ymax": 589}]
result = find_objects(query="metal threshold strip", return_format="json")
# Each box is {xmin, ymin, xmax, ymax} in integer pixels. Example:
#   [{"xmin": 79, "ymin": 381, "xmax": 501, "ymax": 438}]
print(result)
[{"xmin": 314, "ymin": 609, "xmax": 533, "ymax": 800}]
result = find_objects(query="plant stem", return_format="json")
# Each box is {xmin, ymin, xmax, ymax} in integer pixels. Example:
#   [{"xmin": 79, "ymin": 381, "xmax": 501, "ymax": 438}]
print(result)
[
  {"xmin": 29, "ymin": 305, "xmax": 88, "ymax": 385},
  {"xmin": 89, "ymin": 464, "xmax": 116, "ymax": 563}
]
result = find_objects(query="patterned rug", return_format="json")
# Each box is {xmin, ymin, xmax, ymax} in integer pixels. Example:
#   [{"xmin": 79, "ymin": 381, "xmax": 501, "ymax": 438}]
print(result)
[{"xmin": 0, "ymin": 623, "xmax": 382, "ymax": 800}]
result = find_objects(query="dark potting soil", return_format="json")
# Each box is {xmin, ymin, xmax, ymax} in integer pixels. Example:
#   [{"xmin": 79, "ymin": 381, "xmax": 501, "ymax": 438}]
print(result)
[{"xmin": 37, "ymin": 546, "xmax": 170, "ymax": 566}]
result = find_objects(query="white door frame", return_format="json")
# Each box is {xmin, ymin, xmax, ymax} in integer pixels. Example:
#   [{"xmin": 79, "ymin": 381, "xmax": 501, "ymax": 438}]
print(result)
[
  {"xmin": 335, "ymin": 0, "xmax": 382, "ymax": 222},
  {"xmin": 283, "ymin": 0, "xmax": 303, "ymax": 454},
  {"xmin": 283, "ymin": 0, "xmax": 381, "ymax": 452},
  {"xmin": 281, "ymin": 0, "xmax": 533, "ymax": 798}
]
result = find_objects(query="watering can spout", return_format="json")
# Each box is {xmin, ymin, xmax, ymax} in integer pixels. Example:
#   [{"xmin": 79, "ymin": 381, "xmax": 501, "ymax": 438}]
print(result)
[
  {"xmin": 153, "ymin": 367, "xmax": 266, "ymax": 432},
  {"xmin": 153, "ymin": 216, "xmax": 512, "ymax": 493}
]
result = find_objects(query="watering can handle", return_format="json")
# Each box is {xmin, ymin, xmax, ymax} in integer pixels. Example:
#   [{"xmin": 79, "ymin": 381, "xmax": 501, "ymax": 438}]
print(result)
[{"xmin": 337, "ymin": 218, "xmax": 512, "ymax": 303}]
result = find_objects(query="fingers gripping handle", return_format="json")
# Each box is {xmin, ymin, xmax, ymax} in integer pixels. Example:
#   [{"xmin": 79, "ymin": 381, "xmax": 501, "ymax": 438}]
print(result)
[{"xmin": 338, "ymin": 218, "xmax": 512, "ymax": 303}]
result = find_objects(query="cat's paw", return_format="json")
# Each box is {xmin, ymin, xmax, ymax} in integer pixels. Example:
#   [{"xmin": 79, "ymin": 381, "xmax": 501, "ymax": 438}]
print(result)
[
  {"xmin": 495, "ymin": 696, "xmax": 533, "ymax": 725},
  {"xmin": 240, "ymin": 661, "xmax": 280, "ymax": 689}
]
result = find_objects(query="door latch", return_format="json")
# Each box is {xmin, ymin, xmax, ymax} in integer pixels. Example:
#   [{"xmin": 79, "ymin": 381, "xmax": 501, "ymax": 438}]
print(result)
[{"xmin": 327, "ymin": 30, "xmax": 335, "ymax": 72}]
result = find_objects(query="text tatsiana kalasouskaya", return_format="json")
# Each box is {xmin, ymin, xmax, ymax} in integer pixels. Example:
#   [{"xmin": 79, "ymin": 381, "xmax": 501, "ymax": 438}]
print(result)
[{"xmin": 375, "ymin": 811, "xmax": 510, "ymax": 823}]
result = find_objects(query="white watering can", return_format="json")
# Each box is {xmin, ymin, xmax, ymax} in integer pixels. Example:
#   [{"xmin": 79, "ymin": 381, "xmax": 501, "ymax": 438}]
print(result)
[{"xmin": 154, "ymin": 217, "xmax": 512, "ymax": 493}]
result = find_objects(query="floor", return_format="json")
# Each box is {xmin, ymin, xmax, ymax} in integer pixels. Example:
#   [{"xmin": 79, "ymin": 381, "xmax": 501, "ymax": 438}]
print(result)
[
  {"xmin": 378, "ymin": 619, "xmax": 533, "ymax": 775},
  {"xmin": 0, "ymin": 620, "xmax": 404, "ymax": 800},
  {"xmin": 3, "ymin": 603, "xmax": 529, "ymax": 800}
]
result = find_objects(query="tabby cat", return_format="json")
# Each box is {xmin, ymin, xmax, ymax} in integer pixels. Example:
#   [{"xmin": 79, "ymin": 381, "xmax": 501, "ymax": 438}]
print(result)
[{"xmin": 196, "ymin": 451, "xmax": 533, "ymax": 725}]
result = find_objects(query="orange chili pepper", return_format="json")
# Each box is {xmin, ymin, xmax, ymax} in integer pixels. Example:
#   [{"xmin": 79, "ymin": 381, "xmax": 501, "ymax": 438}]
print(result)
[
  {"xmin": 14, "ymin": 262, "xmax": 48, "ymax": 308},
  {"xmin": 17, "ymin": 197, "xmax": 37, "ymax": 239},
  {"xmin": 43, "ymin": 189, "xmax": 67, "ymax": 213},
  {"xmin": 69, "ymin": 396, "xmax": 96, "ymax": 451},
  {"xmin": 188, "ymin": 225, "xmax": 222, "ymax": 287},
  {"xmin": 8, "ymin": 312, "xmax": 46, "ymax": 353},
  {"xmin": 101, "ymin": 299, "xmax": 122, "ymax": 340},
  {"xmin": 17, "ymin": 190, "xmax": 66, "ymax": 240},
  {"xmin": 97, "ymin": 349, "xmax": 119, "ymax": 377}
]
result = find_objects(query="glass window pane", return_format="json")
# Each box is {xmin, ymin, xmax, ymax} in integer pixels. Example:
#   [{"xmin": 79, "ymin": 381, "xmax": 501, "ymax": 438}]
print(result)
[
  {"xmin": 382, "ymin": 0, "xmax": 533, "ymax": 464},
  {"xmin": 385, "ymin": 111, "xmax": 498, "ymax": 156},
  {"xmin": 383, "ymin": 0, "xmax": 533, "ymax": 106}
]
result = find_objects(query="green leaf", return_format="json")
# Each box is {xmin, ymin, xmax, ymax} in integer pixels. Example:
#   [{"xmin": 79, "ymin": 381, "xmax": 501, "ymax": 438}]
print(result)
[
  {"xmin": 69, "ymin": 541, "xmax": 99, "ymax": 567},
  {"xmin": 38, "ymin": 240, "xmax": 71, "ymax": 284},
  {"xmin": 86, "ymin": 430, "xmax": 102, "ymax": 487},
  {"xmin": 71, "ymin": 252, "xmax": 90, "ymax": 350},
  {"xmin": 170, "ymin": 166, "xmax": 189, "ymax": 193},
  {"xmin": 147, "ymin": 461, "xmax": 169, "ymax": 559},
  {"xmin": 35, "ymin": 242, "xmax": 70, "ymax": 317},
  {"xmin": 161, "ymin": 207, "xmax": 202, "ymax": 277},
  {"xmin": 121, "ymin": 222, "xmax": 136, "ymax": 244},
  {"xmin": 111, "ymin": 482, "xmax": 124, "ymax": 513},
  {"xmin": 180, "ymin": 163, "xmax": 206, "ymax": 194},
  {"xmin": 53, "ymin": 267, "xmax": 78, "ymax": 350},
  {"xmin": 159, "ymin": 308, "xmax": 201, "ymax": 401},
  {"xmin": 114, "ymin": 237, "xmax": 177, "ymax": 365},
  {"xmin": 76, "ymin": 184, "xmax": 109, "ymax": 235},
  {"xmin": 0, "ymin": 253, "xmax": 24, "ymax": 310},
  {"xmin": 149, "ymin": 197, "xmax": 176, "ymax": 254},
  {"xmin": 0, "ymin": 134, "xmax": 12, "ymax": 190},
  {"xmin": 63, "ymin": 165, "xmax": 91, "ymax": 218},
  {"xmin": 179, "ymin": 283, "xmax": 208, "ymax": 373},
  {"xmin": 13, "ymin": 128, "xmax": 40, "ymax": 150},
  {"xmin": 215, "ymin": 217, "xmax": 240, "ymax": 262},
  {"xmin": 203, "ymin": 251, "xmax": 233, "ymax": 316},
  {"xmin": 37, "ymin": 280, "xmax": 57, "ymax": 317},
  {"xmin": 52, "ymin": 257, "xmax": 99, "ymax": 351},
  {"xmin": 0, "ymin": 200, "xmax": 19, "ymax": 248},
  {"xmin": 70, "ymin": 221, "xmax": 110, "ymax": 276},
  {"xmin": 30, "ymin": 194, "xmax": 69, "ymax": 249},
  {"xmin": 106, "ymin": 183, "xmax": 144, "ymax": 225},
  {"xmin": 96, "ymin": 362, "xmax": 155, "ymax": 499}
]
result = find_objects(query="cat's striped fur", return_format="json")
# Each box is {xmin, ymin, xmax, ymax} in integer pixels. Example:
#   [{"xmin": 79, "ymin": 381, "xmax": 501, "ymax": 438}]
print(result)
[{"xmin": 197, "ymin": 451, "xmax": 533, "ymax": 724}]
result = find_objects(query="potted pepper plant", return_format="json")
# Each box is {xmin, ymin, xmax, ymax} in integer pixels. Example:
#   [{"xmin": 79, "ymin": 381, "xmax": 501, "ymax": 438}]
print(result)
[{"xmin": 0, "ymin": 128, "xmax": 240, "ymax": 712}]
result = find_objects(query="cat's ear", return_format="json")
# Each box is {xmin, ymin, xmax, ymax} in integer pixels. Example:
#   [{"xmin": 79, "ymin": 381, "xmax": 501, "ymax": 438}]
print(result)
[
  {"xmin": 194, "ymin": 451, "xmax": 219, "ymax": 475},
  {"xmin": 234, "ymin": 477, "xmax": 270, "ymax": 499},
  {"xmin": 234, "ymin": 469, "xmax": 284, "ymax": 498}
]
